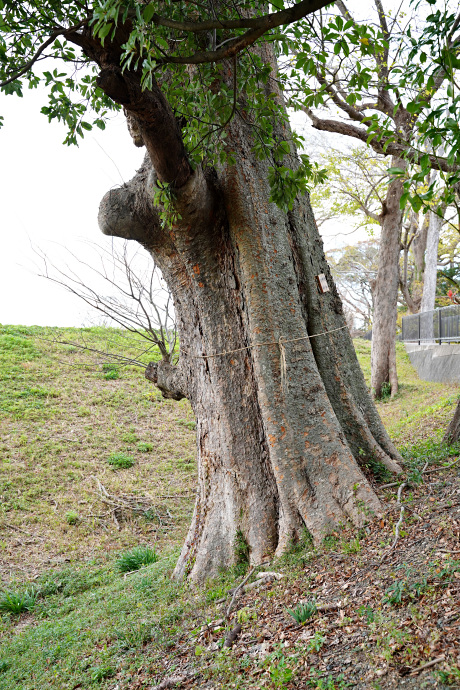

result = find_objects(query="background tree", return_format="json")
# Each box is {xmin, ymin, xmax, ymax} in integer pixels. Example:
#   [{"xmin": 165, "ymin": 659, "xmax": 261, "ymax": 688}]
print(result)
[
  {"xmin": 327, "ymin": 240, "xmax": 379, "ymax": 332},
  {"xmin": 311, "ymin": 145, "xmax": 436, "ymax": 324},
  {"xmin": 283, "ymin": 0, "xmax": 460, "ymax": 397}
]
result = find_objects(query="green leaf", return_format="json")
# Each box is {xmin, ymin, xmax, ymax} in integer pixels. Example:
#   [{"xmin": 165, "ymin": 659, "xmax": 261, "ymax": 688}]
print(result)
[
  {"xmin": 399, "ymin": 191, "xmax": 409, "ymax": 210},
  {"xmin": 143, "ymin": 4, "xmax": 156, "ymax": 23},
  {"xmin": 387, "ymin": 167, "xmax": 405, "ymax": 176},
  {"xmin": 98, "ymin": 23, "xmax": 113, "ymax": 46}
]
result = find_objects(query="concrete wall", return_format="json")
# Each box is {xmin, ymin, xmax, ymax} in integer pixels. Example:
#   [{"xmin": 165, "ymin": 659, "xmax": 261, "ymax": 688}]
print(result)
[{"xmin": 405, "ymin": 343, "xmax": 460, "ymax": 384}]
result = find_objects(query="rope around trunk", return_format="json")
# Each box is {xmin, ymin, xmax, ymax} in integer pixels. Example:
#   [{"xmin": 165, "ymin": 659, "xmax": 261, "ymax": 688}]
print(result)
[{"xmin": 185, "ymin": 324, "xmax": 348, "ymax": 360}]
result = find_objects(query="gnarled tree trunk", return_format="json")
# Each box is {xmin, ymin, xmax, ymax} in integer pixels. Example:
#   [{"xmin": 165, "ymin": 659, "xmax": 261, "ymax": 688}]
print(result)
[
  {"xmin": 83, "ymin": 26, "xmax": 404, "ymax": 581},
  {"xmin": 98, "ymin": 124, "xmax": 402, "ymax": 582}
]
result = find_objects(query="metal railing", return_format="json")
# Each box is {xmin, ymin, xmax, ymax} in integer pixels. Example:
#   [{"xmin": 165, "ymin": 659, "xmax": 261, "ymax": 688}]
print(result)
[{"xmin": 401, "ymin": 304, "xmax": 460, "ymax": 344}]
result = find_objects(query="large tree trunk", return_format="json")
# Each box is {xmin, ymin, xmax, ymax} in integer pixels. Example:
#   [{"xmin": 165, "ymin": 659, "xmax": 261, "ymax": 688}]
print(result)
[
  {"xmin": 87, "ymin": 32, "xmax": 403, "ymax": 581},
  {"xmin": 371, "ymin": 157, "xmax": 406, "ymax": 398},
  {"xmin": 98, "ymin": 137, "xmax": 402, "ymax": 583}
]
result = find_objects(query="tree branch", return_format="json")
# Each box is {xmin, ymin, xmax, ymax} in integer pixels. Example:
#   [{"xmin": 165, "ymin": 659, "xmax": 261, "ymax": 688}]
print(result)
[
  {"xmin": 151, "ymin": 0, "xmax": 332, "ymax": 34},
  {"xmin": 145, "ymin": 361, "xmax": 187, "ymax": 400},
  {"xmin": 0, "ymin": 19, "xmax": 89, "ymax": 88},
  {"xmin": 156, "ymin": 0, "xmax": 332, "ymax": 65},
  {"xmin": 304, "ymin": 108, "xmax": 458, "ymax": 173}
]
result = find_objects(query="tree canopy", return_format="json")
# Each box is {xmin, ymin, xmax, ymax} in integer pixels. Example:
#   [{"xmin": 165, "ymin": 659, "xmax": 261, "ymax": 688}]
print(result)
[{"xmin": 1, "ymin": 0, "xmax": 459, "ymax": 214}]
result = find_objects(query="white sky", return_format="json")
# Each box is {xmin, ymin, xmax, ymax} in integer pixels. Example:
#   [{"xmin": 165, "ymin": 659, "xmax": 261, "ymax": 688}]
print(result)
[{"xmin": 0, "ymin": 87, "xmax": 362, "ymax": 328}]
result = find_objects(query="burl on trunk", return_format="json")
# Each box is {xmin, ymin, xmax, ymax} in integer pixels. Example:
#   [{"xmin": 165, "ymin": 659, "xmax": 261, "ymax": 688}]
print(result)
[{"xmin": 96, "ymin": 57, "xmax": 402, "ymax": 583}]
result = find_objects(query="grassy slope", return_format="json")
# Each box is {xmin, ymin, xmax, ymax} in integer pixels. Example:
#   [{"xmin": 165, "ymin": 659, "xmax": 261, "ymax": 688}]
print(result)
[
  {"xmin": 355, "ymin": 339, "xmax": 459, "ymax": 446},
  {"xmin": 0, "ymin": 325, "xmax": 196, "ymax": 581},
  {"xmin": 0, "ymin": 327, "xmax": 459, "ymax": 689}
]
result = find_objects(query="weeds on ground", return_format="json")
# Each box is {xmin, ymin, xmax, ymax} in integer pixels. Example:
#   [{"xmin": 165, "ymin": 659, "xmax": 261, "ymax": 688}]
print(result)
[
  {"xmin": 137, "ymin": 441, "xmax": 153, "ymax": 452},
  {"xmin": 102, "ymin": 363, "xmax": 119, "ymax": 380},
  {"xmin": 233, "ymin": 529, "xmax": 250, "ymax": 570},
  {"xmin": 436, "ymin": 665, "xmax": 460, "ymax": 686},
  {"xmin": 107, "ymin": 451, "xmax": 135, "ymax": 469},
  {"xmin": 401, "ymin": 437, "xmax": 460, "ymax": 477},
  {"xmin": 287, "ymin": 599, "xmax": 317, "ymax": 625},
  {"xmin": 0, "ymin": 589, "xmax": 37, "ymax": 614},
  {"xmin": 115, "ymin": 545, "xmax": 158, "ymax": 573},
  {"xmin": 65, "ymin": 510, "xmax": 79, "ymax": 525}
]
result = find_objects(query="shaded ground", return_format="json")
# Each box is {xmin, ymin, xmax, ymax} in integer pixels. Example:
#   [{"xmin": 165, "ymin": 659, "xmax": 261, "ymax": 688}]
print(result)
[{"xmin": 158, "ymin": 462, "xmax": 460, "ymax": 689}]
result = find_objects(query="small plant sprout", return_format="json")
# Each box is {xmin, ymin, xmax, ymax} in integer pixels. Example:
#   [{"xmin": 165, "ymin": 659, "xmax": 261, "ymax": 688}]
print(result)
[
  {"xmin": 287, "ymin": 599, "xmax": 317, "ymax": 624},
  {"xmin": 107, "ymin": 452, "xmax": 135, "ymax": 469},
  {"xmin": 65, "ymin": 510, "xmax": 79, "ymax": 525},
  {"xmin": 236, "ymin": 607, "xmax": 257, "ymax": 624},
  {"xmin": 307, "ymin": 631, "xmax": 326, "ymax": 652},
  {"xmin": 137, "ymin": 441, "xmax": 153, "ymax": 452},
  {"xmin": 115, "ymin": 545, "xmax": 158, "ymax": 573}
]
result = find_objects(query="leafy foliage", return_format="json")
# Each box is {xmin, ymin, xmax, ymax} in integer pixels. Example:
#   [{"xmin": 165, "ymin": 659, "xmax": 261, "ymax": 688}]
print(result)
[{"xmin": 2, "ymin": 0, "xmax": 458, "ymax": 215}]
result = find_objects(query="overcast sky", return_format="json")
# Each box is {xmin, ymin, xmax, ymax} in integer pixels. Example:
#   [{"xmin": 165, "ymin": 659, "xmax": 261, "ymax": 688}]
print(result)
[{"xmin": 0, "ymin": 81, "xmax": 362, "ymax": 328}]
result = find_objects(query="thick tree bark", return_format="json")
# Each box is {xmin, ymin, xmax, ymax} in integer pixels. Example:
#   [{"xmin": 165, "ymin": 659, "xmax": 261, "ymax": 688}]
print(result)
[
  {"xmin": 444, "ymin": 399, "xmax": 460, "ymax": 444},
  {"xmin": 371, "ymin": 157, "xmax": 406, "ymax": 398},
  {"xmin": 90, "ymin": 36, "xmax": 403, "ymax": 582},
  {"xmin": 98, "ymin": 144, "xmax": 402, "ymax": 583}
]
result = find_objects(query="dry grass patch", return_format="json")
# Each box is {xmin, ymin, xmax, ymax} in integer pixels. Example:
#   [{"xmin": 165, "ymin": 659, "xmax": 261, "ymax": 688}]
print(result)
[{"xmin": 0, "ymin": 325, "xmax": 196, "ymax": 582}]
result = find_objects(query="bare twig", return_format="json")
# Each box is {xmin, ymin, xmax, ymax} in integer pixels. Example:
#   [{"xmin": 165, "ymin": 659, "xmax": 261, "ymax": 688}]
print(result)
[
  {"xmin": 379, "ymin": 458, "xmax": 459, "ymax": 491},
  {"xmin": 226, "ymin": 567, "xmax": 255, "ymax": 619},
  {"xmin": 423, "ymin": 459, "xmax": 460, "ymax": 475},
  {"xmin": 2, "ymin": 523, "xmax": 44, "ymax": 541},
  {"xmin": 90, "ymin": 477, "xmax": 174, "ymax": 527},
  {"xmin": 409, "ymin": 655, "xmax": 445, "ymax": 676}
]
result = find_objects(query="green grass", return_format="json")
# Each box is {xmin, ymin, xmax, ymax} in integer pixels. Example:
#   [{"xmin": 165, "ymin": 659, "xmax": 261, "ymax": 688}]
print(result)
[
  {"xmin": 0, "ymin": 324, "xmax": 196, "ymax": 579},
  {"xmin": 0, "ymin": 553, "xmax": 188, "ymax": 689},
  {"xmin": 115, "ymin": 545, "xmax": 158, "ymax": 573},
  {"xmin": 0, "ymin": 327, "xmax": 458, "ymax": 689},
  {"xmin": 354, "ymin": 339, "xmax": 459, "ymax": 444}
]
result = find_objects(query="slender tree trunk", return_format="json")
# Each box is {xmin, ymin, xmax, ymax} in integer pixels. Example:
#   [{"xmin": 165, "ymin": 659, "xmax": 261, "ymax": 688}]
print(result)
[
  {"xmin": 444, "ymin": 399, "xmax": 460, "ymax": 444},
  {"xmin": 420, "ymin": 211, "xmax": 442, "ymax": 314},
  {"xmin": 413, "ymin": 212, "xmax": 429, "ymax": 282},
  {"xmin": 371, "ymin": 157, "xmax": 406, "ymax": 398}
]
